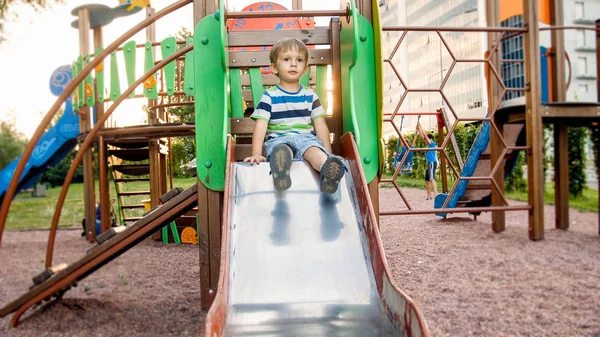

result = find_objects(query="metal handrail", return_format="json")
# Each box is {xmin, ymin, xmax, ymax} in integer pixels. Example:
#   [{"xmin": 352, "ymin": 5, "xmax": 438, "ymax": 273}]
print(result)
[{"xmin": 0, "ymin": 0, "xmax": 193, "ymax": 247}]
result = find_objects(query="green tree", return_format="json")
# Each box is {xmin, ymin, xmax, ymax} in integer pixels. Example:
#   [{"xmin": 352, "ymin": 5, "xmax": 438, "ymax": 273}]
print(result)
[
  {"xmin": 39, "ymin": 149, "xmax": 84, "ymax": 187},
  {"xmin": 0, "ymin": 119, "xmax": 27, "ymax": 170}
]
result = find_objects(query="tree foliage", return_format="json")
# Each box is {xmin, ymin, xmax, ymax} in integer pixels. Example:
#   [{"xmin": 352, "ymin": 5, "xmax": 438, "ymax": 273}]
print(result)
[
  {"xmin": 0, "ymin": 119, "xmax": 27, "ymax": 170},
  {"xmin": 0, "ymin": 0, "xmax": 62, "ymax": 42},
  {"xmin": 39, "ymin": 149, "xmax": 84, "ymax": 187},
  {"xmin": 567, "ymin": 127, "xmax": 588, "ymax": 197}
]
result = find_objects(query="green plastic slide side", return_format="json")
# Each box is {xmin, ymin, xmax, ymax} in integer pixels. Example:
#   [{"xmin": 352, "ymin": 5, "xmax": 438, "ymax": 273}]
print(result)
[
  {"xmin": 123, "ymin": 40, "xmax": 137, "ymax": 98},
  {"xmin": 248, "ymin": 67, "xmax": 263, "ymax": 107},
  {"xmin": 95, "ymin": 47, "xmax": 105, "ymax": 102},
  {"xmin": 339, "ymin": 0, "xmax": 378, "ymax": 183},
  {"xmin": 143, "ymin": 41, "xmax": 158, "ymax": 99},
  {"xmin": 85, "ymin": 54, "xmax": 95, "ymax": 107},
  {"xmin": 194, "ymin": 6, "xmax": 228, "ymax": 191},
  {"xmin": 315, "ymin": 65, "xmax": 328, "ymax": 112},
  {"xmin": 229, "ymin": 69, "xmax": 244, "ymax": 118},
  {"xmin": 110, "ymin": 51, "xmax": 121, "ymax": 102},
  {"xmin": 183, "ymin": 38, "xmax": 195, "ymax": 96},
  {"xmin": 161, "ymin": 37, "xmax": 177, "ymax": 96}
]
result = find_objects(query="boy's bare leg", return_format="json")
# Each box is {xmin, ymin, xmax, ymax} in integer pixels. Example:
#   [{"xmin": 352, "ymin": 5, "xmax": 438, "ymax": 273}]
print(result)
[
  {"xmin": 303, "ymin": 147, "xmax": 328, "ymax": 171},
  {"xmin": 425, "ymin": 181, "xmax": 431, "ymax": 199},
  {"xmin": 431, "ymin": 179, "xmax": 438, "ymax": 196}
]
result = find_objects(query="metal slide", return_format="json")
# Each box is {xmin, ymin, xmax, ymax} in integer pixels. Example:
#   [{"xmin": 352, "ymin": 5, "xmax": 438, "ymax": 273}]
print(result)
[
  {"xmin": 0, "ymin": 183, "xmax": 198, "ymax": 327},
  {"xmin": 205, "ymin": 135, "xmax": 429, "ymax": 336}
]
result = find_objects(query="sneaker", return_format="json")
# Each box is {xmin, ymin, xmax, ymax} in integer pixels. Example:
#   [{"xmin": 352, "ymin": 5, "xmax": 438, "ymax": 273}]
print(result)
[
  {"xmin": 269, "ymin": 144, "xmax": 292, "ymax": 191},
  {"xmin": 320, "ymin": 156, "xmax": 345, "ymax": 194}
]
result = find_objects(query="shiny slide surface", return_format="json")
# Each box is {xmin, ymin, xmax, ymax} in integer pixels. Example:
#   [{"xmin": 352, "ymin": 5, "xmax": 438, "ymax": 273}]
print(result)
[{"xmin": 206, "ymin": 134, "xmax": 429, "ymax": 336}]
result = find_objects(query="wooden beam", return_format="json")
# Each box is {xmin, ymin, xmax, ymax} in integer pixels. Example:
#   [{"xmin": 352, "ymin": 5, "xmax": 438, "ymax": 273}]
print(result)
[
  {"xmin": 78, "ymin": 7, "xmax": 97, "ymax": 242},
  {"xmin": 486, "ymin": 0, "xmax": 506, "ymax": 233},
  {"xmin": 229, "ymin": 49, "xmax": 331, "ymax": 68},
  {"xmin": 194, "ymin": 0, "xmax": 217, "ymax": 24},
  {"xmin": 228, "ymin": 29, "xmax": 330, "ymax": 47},
  {"xmin": 524, "ymin": 0, "xmax": 545, "ymax": 240}
]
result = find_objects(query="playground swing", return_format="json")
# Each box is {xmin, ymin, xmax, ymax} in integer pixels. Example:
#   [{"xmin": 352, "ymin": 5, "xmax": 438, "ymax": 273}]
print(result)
[{"xmin": 392, "ymin": 115, "xmax": 420, "ymax": 174}]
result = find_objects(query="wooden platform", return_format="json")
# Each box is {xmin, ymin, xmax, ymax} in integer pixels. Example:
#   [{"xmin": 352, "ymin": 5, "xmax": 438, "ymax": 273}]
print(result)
[{"xmin": 495, "ymin": 102, "xmax": 600, "ymax": 125}]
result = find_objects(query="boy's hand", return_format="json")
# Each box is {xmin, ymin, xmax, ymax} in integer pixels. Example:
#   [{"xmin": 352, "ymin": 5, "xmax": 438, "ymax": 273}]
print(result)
[{"xmin": 244, "ymin": 155, "xmax": 266, "ymax": 165}]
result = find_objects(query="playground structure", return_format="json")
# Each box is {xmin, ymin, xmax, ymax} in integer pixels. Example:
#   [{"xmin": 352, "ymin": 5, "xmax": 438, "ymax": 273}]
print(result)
[{"xmin": 0, "ymin": 0, "xmax": 597, "ymax": 334}]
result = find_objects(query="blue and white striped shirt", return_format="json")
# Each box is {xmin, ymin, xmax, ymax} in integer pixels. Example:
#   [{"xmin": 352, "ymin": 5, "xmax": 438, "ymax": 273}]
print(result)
[{"xmin": 250, "ymin": 85, "xmax": 326, "ymax": 139}]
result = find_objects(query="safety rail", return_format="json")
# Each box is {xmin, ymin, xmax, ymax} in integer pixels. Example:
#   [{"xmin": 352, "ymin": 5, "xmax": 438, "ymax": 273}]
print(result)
[
  {"xmin": 0, "ymin": 0, "xmax": 193, "ymax": 260},
  {"xmin": 379, "ymin": 23, "xmax": 599, "ymax": 217}
]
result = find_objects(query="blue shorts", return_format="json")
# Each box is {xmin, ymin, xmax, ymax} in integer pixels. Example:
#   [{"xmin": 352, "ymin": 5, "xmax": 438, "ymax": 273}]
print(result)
[
  {"xmin": 425, "ymin": 161, "xmax": 437, "ymax": 181},
  {"xmin": 264, "ymin": 133, "xmax": 329, "ymax": 161}
]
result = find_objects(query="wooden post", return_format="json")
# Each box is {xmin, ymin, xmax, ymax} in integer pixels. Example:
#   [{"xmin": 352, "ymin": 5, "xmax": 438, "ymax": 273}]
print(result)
[
  {"xmin": 94, "ymin": 26, "xmax": 111, "ymax": 233},
  {"xmin": 193, "ymin": 0, "xmax": 220, "ymax": 312},
  {"xmin": 523, "ymin": 0, "xmax": 545, "ymax": 240},
  {"xmin": 486, "ymin": 0, "xmax": 506, "ymax": 232},
  {"xmin": 78, "ymin": 8, "xmax": 97, "ymax": 242},
  {"xmin": 437, "ymin": 111, "xmax": 448, "ymax": 193},
  {"xmin": 355, "ymin": 0, "xmax": 372, "ymax": 23},
  {"xmin": 551, "ymin": 0, "xmax": 569, "ymax": 230}
]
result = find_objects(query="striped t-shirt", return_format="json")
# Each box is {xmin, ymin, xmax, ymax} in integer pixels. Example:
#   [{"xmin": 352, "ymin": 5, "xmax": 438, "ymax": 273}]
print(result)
[{"xmin": 250, "ymin": 85, "xmax": 326, "ymax": 139}]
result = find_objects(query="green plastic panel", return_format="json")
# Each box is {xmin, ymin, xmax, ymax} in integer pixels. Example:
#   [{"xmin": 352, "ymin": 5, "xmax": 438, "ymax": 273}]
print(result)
[
  {"xmin": 94, "ymin": 47, "xmax": 105, "ymax": 102},
  {"xmin": 248, "ymin": 67, "xmax": 263, "ymax": 107},
  {"xmin": 315, "ymin": 65, "xmax": 328, "ymax": 112},
  {"xmin": 372, "ymin": 0, "xmax": 385, "ymax": 177},
  {"xmin": 229, "ymin": 69, "xmax": 244, "ymax": 118},
  {"xmin": 85, "ymin": 54, "xmax": 95, "ymax": 107},
  {"xmin": 71, "ymin": 61, "xmax": 79, "ymax": 112},
  {"xmin": 110, "ymin": 51, "xmax": 121, "ymax": 102},
  {"xmin": 143, "ymin": 41, "xmax": 158, "ymax": 99},
  {"xmin": 183, "ymin": 38, "xmax": 195, "ymax": 96},
  {"xmin": 194, "ymin": 6, "xmax": 228, "ymax": 191},
  {"xmin": 160, "ymin": 37, "xmax": 177, "ymax": 96},
  {"xmin": 123, "ymin": 40, "xmax": 137, "ymax": 98},
  {"xmin": 300, "ymin": 67, "xmax": 309, "ymax": 87},
  {"xmin": 339, "ymin": 1, "xmax": 378, "ymax": 183},
  {"xmin": 77, "ymin": 55, "xmax": 84, "ymax": 108}
]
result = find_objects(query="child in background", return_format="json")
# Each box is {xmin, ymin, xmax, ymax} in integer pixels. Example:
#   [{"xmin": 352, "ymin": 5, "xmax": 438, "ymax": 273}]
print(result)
[
  {"xmin": 244, "ymin": 38, "xmax": 345, "ymax": 194},
  {"xmin": 417, "ymin": 121, "xmax": 438, "ymax": 200}
]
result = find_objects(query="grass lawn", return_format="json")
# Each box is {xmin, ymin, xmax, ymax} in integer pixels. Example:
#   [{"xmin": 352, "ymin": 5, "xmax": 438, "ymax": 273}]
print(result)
[
  {"xmin": 5, "ymin": 177, "xmax": 197, "ymax": 231},
  {"xmin": 4, "ymin": 175, "xmax": 597, "ymax": 231},
  {"xmin": 381, "ymin": 173, "xmax": 598, "ymax": 212}
]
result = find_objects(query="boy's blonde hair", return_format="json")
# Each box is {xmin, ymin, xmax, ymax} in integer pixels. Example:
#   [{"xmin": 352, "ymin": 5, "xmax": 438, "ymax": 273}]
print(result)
[{"xmin": 269, "ymin": 38, "xmax": 309, "ymax": 64}]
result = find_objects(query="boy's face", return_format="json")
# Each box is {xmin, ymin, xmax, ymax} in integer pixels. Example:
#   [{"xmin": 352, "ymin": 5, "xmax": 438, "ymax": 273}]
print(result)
[{"xmin": 270, "ymin": 47, "xmax": 307, "ymax": 86}]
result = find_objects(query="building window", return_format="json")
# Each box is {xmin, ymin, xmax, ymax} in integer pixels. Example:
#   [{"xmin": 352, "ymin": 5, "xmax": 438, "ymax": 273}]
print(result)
[
  {"xmin": 579, "ymin": 84, "xmax": 588, "ymax": 93},
  {"xmin": 577, "ymin": 57, "xmax": 587, "ymax": 75},
  {"xmin": 574, "ymin": 2, "xmax": 584, "ymax": 20},
  {"xmin": 576, "ymin": 30, "xmax": 586, "ymax": 47}
]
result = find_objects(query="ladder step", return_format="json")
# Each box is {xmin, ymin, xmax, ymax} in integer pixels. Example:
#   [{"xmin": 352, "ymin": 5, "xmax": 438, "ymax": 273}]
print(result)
[
  {"xmin": 111, "ymin": 164, "xmax": 150, "ymax": 176},
  {"xmin": 114, "ymin": 178, "xmax": 150, "ymax": 183},
  {"xmin": 118, "ymin": 191, "xmax": 151, "ymax": 196},
  {"xmin": 108, "ymin": 149, "xmax": 149, "ymax": 161},
  {"xmin": 121, "ymin": 204, "xmax": 146, "ymax": 209},
  {"xmin": 123, "ymin": 217, "xmax": 143, "ymax": 222}
]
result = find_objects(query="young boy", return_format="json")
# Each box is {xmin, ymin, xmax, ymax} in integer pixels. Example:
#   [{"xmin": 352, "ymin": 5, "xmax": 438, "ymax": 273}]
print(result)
[
  {"xmin": 417, "ymin": 121, "xmax": 438, "ymax": 200},
  {"xmin": 243, "ymin": 38, "xmax": 345, "ymax": 194}
]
